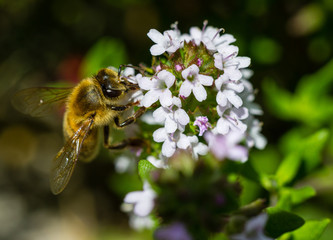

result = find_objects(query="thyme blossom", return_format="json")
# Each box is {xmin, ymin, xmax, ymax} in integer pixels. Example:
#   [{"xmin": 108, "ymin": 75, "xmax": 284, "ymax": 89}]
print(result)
[{"xmin": 121, "ymin": 22, "xmax": 266, "ymax": 230}]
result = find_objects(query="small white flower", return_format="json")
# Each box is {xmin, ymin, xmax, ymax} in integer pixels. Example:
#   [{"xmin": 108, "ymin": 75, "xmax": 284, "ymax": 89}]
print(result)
[
  {"xmin": 214, "ymin": 33, "xmax": 237, "ymax": 51},
  {"xmin": 216, "ymin": 105, "xmax": 249, "ymax": 135},
  {"xmin": 147, "ymin": 29, "xmax": 181, "ymax": 56},
  {"xmin": 181, "ymin": 22, "xmax": 236, "ymax": 52},
  {"xmin": 239, "ymin": 77, "xmax": 263, "ymax": 116},
  {"xmin": 230, "ymin": 213, "xmax": 273, "ymax": 240},
  {"xmin": 147, "ymin": 154, "xmax": 168, "ymax": 169},
  {"xmin": 188, "ymin": 135, "xmax": 209, "ymax": 160},
  {"xmin": 214, "ymin": 45, "xmax": 251, "ymax": 81},
  {"xmin": 114, "ymin": 154, "xmax": 136, "ymax": 173},
  {"xmin": 246, "ymin": 118, "xmax": 267, "ymax": 150},
  {"xmin": 153, "ymin": 97, "xmax": 190, "ymax": 133},
  {"xmin": 128, "ymin": 214, "xmax": 155, "ymax": 230},
  {"xmin": 204, "ymin": 131, "xmax": 248, "ymax": 162},
  {"xmin": 138, "ymin": 70, "xmax": 175, "ymax": 108},
  {"xmin": 215, "ymin": 74, "xmax": 244, "ymax": 108},
  {"xmin": 140, "ymin": 111, "xmax": 163, "ymax": 125},
  {"xmin": 124, "ymin": 181, "xmax": 156, "ymax": 217},
  {"xmin": 179, "ymin": 64, "xmax": 213, "ymax": 102},
  {"xmin": 153, "ymin": 128, "xmax": 190, "ymax": 157},
  {"xmin": 124, "ymin": 73, "xmax": 144, "ymax": 105}
]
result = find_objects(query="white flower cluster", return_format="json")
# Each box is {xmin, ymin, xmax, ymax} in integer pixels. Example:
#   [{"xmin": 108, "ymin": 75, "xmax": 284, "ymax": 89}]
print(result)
[
  {"xmin": 120, "ymin": 22, "xmax": 266, "ymax": 165},
  {"xmin": 140, "ymin": 22, "xmax": 265, "ymax": 161},
  {"xmin": 122, "ymin": 22, "xmax": 266, "ymax": 225}
]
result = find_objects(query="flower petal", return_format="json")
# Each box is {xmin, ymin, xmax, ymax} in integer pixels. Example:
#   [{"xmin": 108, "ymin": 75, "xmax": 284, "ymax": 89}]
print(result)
[
  {"xmin": 215, "ymin": 74, "xmax": 228, "ymax": 90},
  {"xmin": 177, "ymin": 134, "xmax": 190, "ymax": 149},
  {"xmin": 182, "ymin": 64, "xmax": 199, "ymax": 80},
  {"xmin": 175, "ymin": 109, "xmax": 190, "ymax": 125},
  {"xmin": 195, "ymin": 142, "xmax": 209, "ymax": 155},
  {"xmin": 198, "ymin": 74, "xmax": 213, "ymax": 86},
  {"xmin": 142, "ymin": 90, "xmax": 159, "ymax": 107},
  {"xmin": 219, "ymin": 34, "xmax": 236, "ymax": 45},
  {"xmin": 179, "ymin": 80, "xmax": 193, "ymax": 97},
  {"xmin": 228, "ymin": 82, "xmax": 244, "ymax": 93},
  {"xmin": 232, "ymin": 107, "xmax": 249, "ymax": 120},
  {"xmin": 162, "ymin": 139, "xmax": 176, "ymax": 157},
  {"xmin": 227, "ymin": 145, "xmax": 248, "ymax": 162},
  {"xmin": 165, "ymin": 117, "xmax": 177, "ymax": 133},
  {"xmin": 226, "ymin": 68, "xmax": 242, "ymax": 81},
  {"xmin": 137, "ymin": 76, "xmax": 153, "ymax": 90},
  {"xmin": 134, "ymin": 199, "xmax": 154, "ymax": 217},
  {"xmin": 150, "ymin": 44, "xmax": 165, "ymax": 56},
  {"xmin": 153, "ymin": 128, "xmax": 167, "ymax": 142},
  {"xmin": 159, "ymin": 89, "xmax": 173, "ymax": 107},
  {"xmin": 158, "ymin": 70, "xmax": 175, "ymax": 88},
  {"xmin": 220, "ymin": 45, "xmax": 239, "ymax": 56},
  {"xmin": 254, "ymin": 133, "xmax": 267, "ymax": 150},
  {"xmin": 124, "ymin": 191, "xmax": 143, "ymax": 204},
  {"xmin": 153, "ymin": 107, "xmax": 167, "ymax": 122},
  {"xmin": 193, "ymin": 83, "xmax": 207, "ymax": 102},
  {"xmin": 172, "ymin": 97, "xmax": 182, "ymax": 107},
  {"xmin": 224, "ymin": 89, "xmax": 243, "ymax": 108},
  {"xmin": 147, "ymin": 156, "xmax": 167, "ymax": 169},
  {"xmin": 214, "ymin": 53, "xmax": 224, "ymax": 70},
  {"xmin": 216, "ymin": 91, "xmax": 228, "ymax": 106},
  {"xmin": 216, "ymin": 118, "xmax": 230, "ymax": 135},
  {"xmin": 216, "ymin": 104, "xmax": 228, "ymax": 117},
  {"xmin": 147, "ymin": 29, "xmax": 165, "ymax": 44},
  {"xmin": 237, "ymin": 56, "xmax": 251, "ymax": 68}
]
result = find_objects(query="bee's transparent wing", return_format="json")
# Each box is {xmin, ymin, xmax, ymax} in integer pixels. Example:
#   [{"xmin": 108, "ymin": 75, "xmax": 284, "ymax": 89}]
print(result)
[
  {"xmin": 11, "ymin": 87, "xmax": 73, "ymax": 117},
  {"xmin": 50, "ymin": 118, "xmax": 94, "ymax": 195}
]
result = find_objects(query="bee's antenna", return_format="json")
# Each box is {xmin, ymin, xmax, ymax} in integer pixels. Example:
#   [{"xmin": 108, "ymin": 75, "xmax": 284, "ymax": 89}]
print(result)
[
  {"xmin": 118, "ymin": 64, "xmax": 148, "ymax": 77},
  {"xmin": 118, "ymin": 65, "xmax": 124, "ymax": 78}
]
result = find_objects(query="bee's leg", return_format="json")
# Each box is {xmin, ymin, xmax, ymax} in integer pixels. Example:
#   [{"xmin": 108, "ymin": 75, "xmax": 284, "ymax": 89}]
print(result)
[
  {"xmin": 114, "ymin": 106, "xmax": 146, "ymax": 128},
  {"xmin": 103, "ymin": 125, "xmax": 145, "ymax": 150},
  {"xmin": 108, "ymin": 102, "xmax": 135, "ymax": 111}
]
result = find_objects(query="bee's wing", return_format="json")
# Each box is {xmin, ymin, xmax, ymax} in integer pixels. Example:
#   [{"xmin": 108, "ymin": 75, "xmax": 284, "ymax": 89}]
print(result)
[
  {"xmin": 11, "ymin": 87, "xmax": 73, "ymax": 117},
  {"xmin": 50, "ymin": 118, "xmax": 94, "ymax": 195}
]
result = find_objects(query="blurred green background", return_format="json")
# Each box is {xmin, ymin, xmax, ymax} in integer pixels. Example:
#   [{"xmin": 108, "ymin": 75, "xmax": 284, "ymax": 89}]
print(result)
[{"xmin": 0, "ymin": 0, "xmax": 333, "ymax": 239}]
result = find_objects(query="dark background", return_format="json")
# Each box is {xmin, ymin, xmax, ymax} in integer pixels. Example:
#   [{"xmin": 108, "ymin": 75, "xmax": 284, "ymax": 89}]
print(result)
[{"xmin": 0, "ymin": 0, "xmax": 332, "ymax": 239}]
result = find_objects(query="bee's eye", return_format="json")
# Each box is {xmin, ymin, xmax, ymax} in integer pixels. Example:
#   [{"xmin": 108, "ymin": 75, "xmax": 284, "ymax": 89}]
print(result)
[
  {"xmin": 101, "ymin": 83, "xmax": 122, "ymax": 98},
  {"xmin": 104, "ymin": 88, "xmax": 122, "ymax": 98}
]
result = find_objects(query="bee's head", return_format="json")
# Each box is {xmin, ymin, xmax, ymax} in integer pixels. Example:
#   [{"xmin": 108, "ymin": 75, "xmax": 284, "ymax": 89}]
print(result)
[
  {"xmin": 95, "ymin": 68, "xmax": 127, "ymax": 99},
  {"xmin": 95, "ymin": 68, "xmax": 140, "ymax": 100}
]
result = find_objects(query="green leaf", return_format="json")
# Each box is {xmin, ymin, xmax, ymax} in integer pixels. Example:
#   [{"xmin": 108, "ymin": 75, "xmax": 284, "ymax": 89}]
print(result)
[
  {"xmin": 263, "ymin": 59, "xmax": 333, "ymax": 125},
  {"xmin": 276, "ymin": 152, "xmax": 301, "ymax": 186},
  {"xmin": 290, "ymin": 186, "xmax": 316, "ymax": 205},
  {"xmin": 291, "ymin": 218, "xmax": 330, "ymax": 240},
  {"xmin": 138, "ymin": 159, "xmax": 155, "ymax": 181},
  {"xmin": 276, "ymin": 188, "xmax": 292, "ymax": 211},
  {"xmin": 296, "ymin": 59, "xmax": 333, "ymax": 98},
  {"xmin": 275, "ymin": 186, "xmax": 316, "ymax": 210},
  {"xmin": 265, "ymin": 208, "xmax": 305, "ymax": 238},
  {"xmin": 279, "ymin": 128, "xmax": 329, "ymax": 173},
  {"xmin": 80, "ymin": 37, "xmax": 128, "ymax": 77},
  {"xmin": 302, "ymin": 129, "xmax": 329, "ymax": 172}
]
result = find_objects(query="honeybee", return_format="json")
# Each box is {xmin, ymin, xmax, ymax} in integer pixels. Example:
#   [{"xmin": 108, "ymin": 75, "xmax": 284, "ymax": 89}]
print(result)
[{"xmin": 12, "ymin": 68, "xmax": 146, "ymax": 195}]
